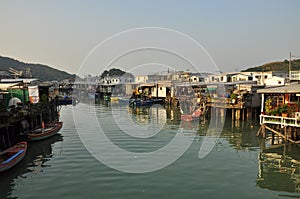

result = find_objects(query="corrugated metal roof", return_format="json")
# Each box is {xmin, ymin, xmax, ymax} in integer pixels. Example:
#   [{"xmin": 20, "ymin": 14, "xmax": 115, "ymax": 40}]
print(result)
[{"xmin": 257, "ymin": 84, "xmax": 300, "ymax": 94}]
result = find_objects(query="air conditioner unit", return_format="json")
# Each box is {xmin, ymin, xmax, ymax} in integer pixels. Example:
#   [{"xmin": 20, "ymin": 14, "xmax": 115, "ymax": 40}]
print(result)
[{"xmin": 295, "ymin": 112, "xmax": 300, "ymax": 120}]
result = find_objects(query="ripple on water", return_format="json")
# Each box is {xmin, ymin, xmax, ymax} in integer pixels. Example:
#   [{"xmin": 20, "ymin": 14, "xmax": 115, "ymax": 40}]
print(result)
[{"xmin": 2, "ymin": 103, "xmax": 299, "ymax": 199}]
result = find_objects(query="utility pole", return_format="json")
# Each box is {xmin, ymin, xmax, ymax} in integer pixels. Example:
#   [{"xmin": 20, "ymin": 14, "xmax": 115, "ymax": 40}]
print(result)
[{"xmin": 289, "ymin": 52, "xmax": 292, "ymax": 81}]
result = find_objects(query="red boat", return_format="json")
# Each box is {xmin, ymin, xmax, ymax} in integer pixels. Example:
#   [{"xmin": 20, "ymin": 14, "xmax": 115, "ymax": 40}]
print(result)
[
  {"xmin": 181, "ymin": 109, "xmax": 202, "ymax": 122},
  {"xmin": 26, "ymin": 121, "xmax": 63, "ymax": 141},
  {"xmin": 0, "ymin": 142, "xmax": 27, "ymax": 172}
]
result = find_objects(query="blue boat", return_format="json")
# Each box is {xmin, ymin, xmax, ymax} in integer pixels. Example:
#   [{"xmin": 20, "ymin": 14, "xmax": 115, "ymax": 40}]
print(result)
[
  {"xmin": 0, "ymin": 142, "xmax": 27, "ymax": 172},
  {"xmin": 129, "ymin": 98, "xmax": 163, "ymax": 107},
  {"xmin": 58, "ymin": 95, "xmax": 78, "ymax": 105}
]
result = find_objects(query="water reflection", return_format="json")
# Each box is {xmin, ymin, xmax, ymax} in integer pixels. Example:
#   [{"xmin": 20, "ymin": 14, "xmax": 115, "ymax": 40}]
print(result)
[
  {"xmin": 56, "ymin": 101, "xmax": 300, "ymax": 198},
  {"xmin": 257, "ymin": 144, "xmax": 300, "ymax": 197},
  {"xmin": 114, "ymin": 103, "xmax": 181, "ymax": 127},
  {"xmin": 0, "ymin": 134, "xmax": 63, "ymax": 199},
  {"xmin": 221, "ymin": 117, "xmax": 260, "ymax": 150}
]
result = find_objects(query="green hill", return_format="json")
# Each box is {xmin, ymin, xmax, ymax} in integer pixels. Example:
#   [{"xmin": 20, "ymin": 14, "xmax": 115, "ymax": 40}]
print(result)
[
  {"xmin": 242, "ymin": 59, "xmax": 300, "ymax": 72},
  {"xmin": 101, "ymin": 68, "xmax": 127, "ymax": 78},
  {"xmin": 0, "ymin": 56, "xmax": 77, "ymax": 81}
]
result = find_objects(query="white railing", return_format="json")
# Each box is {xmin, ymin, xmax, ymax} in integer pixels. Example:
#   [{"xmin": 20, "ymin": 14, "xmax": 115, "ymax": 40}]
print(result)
[{"xmin": 260, "ymin": 114, "xmax": 300, "ymax": 128}]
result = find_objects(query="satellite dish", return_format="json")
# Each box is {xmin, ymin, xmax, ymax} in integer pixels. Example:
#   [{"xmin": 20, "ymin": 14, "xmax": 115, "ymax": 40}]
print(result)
[{"xmin": 9, "ymin": 97, "xmax": 21, "ymax": 107}]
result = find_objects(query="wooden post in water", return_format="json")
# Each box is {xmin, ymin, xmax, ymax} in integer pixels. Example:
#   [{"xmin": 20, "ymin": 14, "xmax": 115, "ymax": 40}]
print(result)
[
  {"xmin": 254, "ymin": 108, "xmax": 257, "ymax": 121},
  {"xmin": 284, "ymin": 126, "xmax": 287, "ymax": 143},
  {"xmin": 220, "ymin": 108, "xmax": 224, "ymax": 118},
  {"xmin": 246, "ymin": 108, "xmax": 252, "ymax": 120},
  {"xmin": 262, "ymin": 124, "xmax": 266, "ymax": 138},
  {"xmin": 242, "ymin": 109, "xmax": 245, "ymax": 121},
  {"xmin": 288, "ymin": 127, "xmax": 292, "ymax": 140},
  {"xmin": 293, "ymin": 128, "xmax": 297, "ymax": 141},
  {"xmin": 272, "ymin": 130, "xmax": 275, "ymax": 145},
  {"xmin": 235, "ymin": 109, "xmax": 241, "ymax": 120}
]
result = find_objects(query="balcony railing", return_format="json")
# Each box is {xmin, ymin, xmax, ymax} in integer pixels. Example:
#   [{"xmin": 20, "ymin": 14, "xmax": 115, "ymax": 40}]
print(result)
[{"xmin": 260, "ymin": 114, "xmax": 300, "ymax": 128}]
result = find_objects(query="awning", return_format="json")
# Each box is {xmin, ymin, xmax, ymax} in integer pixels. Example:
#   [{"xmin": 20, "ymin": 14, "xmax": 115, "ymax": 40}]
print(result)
[
  {"xmin": 0, "ymin": 82, "xmax": 22, "ymax": 91},
  {"xmin": 257, "ymin": 84, "xmax": 300, "ymax": 94},
  {"xmin": 140, "ymin": 83, "xmax": 155, "ymax": 87},
  {"xmin": 0, "ymin": 78, "xmax": 38, "ymax": 84}
]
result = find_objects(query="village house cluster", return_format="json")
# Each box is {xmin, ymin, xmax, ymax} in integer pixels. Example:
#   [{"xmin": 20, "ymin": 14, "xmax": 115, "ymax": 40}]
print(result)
[{"xmin": 1, "ymin": 67, "xmax": 300, "ymax": 148}]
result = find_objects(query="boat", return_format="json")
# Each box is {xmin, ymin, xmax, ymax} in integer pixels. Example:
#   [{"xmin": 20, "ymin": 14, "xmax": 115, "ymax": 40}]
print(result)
[
  {"xmin": 58, "ymin": 95, "xmax": 73, "ymax": 105},
  {"xmin": 129, "ymin": 98, "xmax": 163, "ymax": 107},
  {"xmin": 110, "ymin": 95, "xmax": 130, "ymax": 104},
  {"xmin": 25, "ymin": 121, "xmax": 63, "ymax": 141},
  {"xmin": 118, "ymin": 97, "xmax": 130, "ymax": 104},
  {"xmin": 110, "ymin": 96, "xmax": 119, "ymax": 102},
  {"xmin": 0, "ymin": 142, "xmax": 27, "ymax": 172},
  {"xmin": 181, "ymin": 108, "xmax": 202, "ymax": 122}
]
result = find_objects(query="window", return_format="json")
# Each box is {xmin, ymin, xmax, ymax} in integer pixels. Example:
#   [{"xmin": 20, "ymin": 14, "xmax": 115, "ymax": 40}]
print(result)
[
  {"xmin": 271, "ymin": 95, "xmax": 284, "ymax": 106},
  {"xmin": 278, "ymin": 81, "xmax": 281, "ymax": 84},
  {"xmin": 160, "ymin": 87, "xmax": 162, "ymax": 90},
  {"xmin": 264, "ymin": 75, "xmax": 268, "ymax": 79},
  {"xmin": 278, "ymin": 96, "xmax": 284, "ymax": 105}
]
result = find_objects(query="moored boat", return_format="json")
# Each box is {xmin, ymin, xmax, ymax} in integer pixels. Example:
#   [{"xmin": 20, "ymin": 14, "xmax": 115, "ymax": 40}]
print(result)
[
  {"xmin": 111, "ymin": 96, "xmax": 130, "ymax": 104},
  {"xmin": 25, "ymin": 121, "xmax": 63, "ymax": 141},
  {"xmin": 181, "ymin": 109, "xmax": 202, "ymax": 122},
  {"xmin": 129, "ymin": 98, "xmax": 163, "ymax": 107},
  {"xmin": 58, "ymin": 95, "xmax": 73, "ymax": 105},
  {"xmin": 0, "ymin": 142, "xmax": 27, "ymax": 172}
]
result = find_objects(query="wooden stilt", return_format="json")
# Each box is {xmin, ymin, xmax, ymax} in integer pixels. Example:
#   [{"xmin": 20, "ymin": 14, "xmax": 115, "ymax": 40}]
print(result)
[
  {"xmin": 262, "ymin": 124, "xmax": 266, "ymax": 138},
  {"xmin": 284, "ymin": 126, "xmax": 287, "ymax": 142},
  {"xmin": 246, "ymin": 108, "xmax": 252, "ymax": 119},
  {"xmin": 265, "ymin": 125, "xmax": 300, "ymax": 144},
  {"xmin": 256, "ymin": 125, "xmax": 262, "ymax": 137},
  {"xmin": 236, "ymin": 109, "xmax": 241, "ymax": 120}
]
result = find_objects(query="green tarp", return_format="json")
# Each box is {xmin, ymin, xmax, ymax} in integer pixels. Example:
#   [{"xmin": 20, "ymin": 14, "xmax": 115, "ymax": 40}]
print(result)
[{"xmin": 1, "ymin": 89, "xmax": 29, "ymax": 108}]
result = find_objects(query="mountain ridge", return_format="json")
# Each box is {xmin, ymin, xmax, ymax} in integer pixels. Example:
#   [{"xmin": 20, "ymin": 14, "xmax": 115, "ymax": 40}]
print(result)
[
  {"xmin": 0, "ymin": 55, "xmax": 76, "ymax": 81},
  {"xmin": 241, "ymin": 59, "xmax": 300, "ymax": 72}
]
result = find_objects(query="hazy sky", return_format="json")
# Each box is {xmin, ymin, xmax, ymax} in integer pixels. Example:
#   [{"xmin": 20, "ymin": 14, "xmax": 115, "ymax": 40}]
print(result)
[{"xmin": 0, "ymin": 0, "xmax": 299, "ymax": 76}]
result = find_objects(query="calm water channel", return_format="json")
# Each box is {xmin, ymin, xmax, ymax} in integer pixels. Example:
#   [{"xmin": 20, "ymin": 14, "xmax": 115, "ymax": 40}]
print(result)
[{"xmin": 1, "ymin": 100, "xmax": 300, "ymax": 199}]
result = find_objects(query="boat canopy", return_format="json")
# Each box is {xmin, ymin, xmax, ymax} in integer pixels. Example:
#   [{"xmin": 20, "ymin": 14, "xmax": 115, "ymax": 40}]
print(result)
[{"xmin": 0, "ymin": 82, "xmax": 23, "ymax": 91}]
